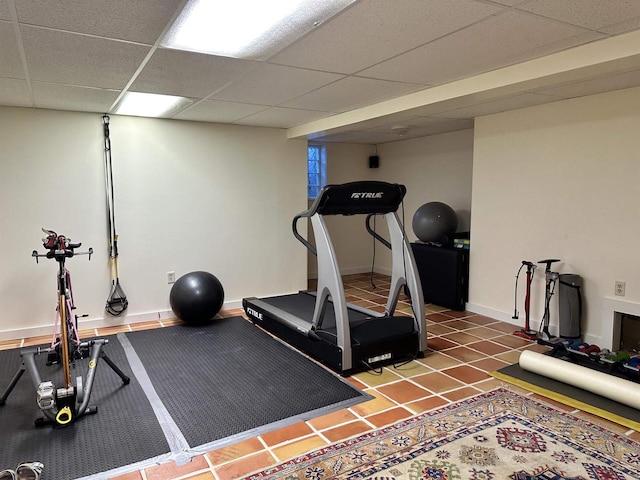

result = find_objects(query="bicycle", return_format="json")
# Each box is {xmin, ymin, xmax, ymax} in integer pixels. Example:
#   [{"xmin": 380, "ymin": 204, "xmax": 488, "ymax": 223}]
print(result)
[{"xmin": 0, "ymin": 229, "xmax": 130, "ymax": 427}]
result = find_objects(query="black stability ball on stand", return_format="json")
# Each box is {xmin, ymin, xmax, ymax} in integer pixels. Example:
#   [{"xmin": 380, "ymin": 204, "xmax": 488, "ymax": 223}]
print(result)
[
  {"xmin": 169, "ymin": 271, "xmax": 224, "ymax": 324},
  {"xmin": 412, "ymin": 201, "xmax": 458, "ymax": 245}
]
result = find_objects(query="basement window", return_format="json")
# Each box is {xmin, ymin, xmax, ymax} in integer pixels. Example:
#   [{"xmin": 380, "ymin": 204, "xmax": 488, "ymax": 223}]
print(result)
[{"xmin": 307, "ymin": 144, "xmax": 326, "ymax": 199}]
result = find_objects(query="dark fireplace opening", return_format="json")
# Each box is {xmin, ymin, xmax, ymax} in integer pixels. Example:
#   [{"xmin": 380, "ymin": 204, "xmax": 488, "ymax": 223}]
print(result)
[{"xmin": 620, "ymin": 312, "xmax": 640, "ymax": 353}]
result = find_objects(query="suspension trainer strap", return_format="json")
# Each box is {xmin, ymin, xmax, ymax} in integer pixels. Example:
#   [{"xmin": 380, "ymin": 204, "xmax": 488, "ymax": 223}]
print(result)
[
  {"xmin": 103, "ymin": 115, "xmax": 116, "ymax": 258},
  {"xmin": 102, "ymin": 114, "xmax": 128, "ymax": 316}
]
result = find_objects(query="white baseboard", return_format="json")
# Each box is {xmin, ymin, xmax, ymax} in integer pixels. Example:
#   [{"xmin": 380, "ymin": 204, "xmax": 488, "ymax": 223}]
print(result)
[
  {"xmin": 464, "ymin": 303, "xmax": 520, "ymax": 326},
  {"xmin": 464, "ymin": 302, "xmax": 605, "ymax": 345},
  {"xmin": 308, "ymin": 266, "xmax": 391, "ymax": 279},
  {"xmin": 0, "ymin": 299, "xmax": 243, "ymax": 342}
]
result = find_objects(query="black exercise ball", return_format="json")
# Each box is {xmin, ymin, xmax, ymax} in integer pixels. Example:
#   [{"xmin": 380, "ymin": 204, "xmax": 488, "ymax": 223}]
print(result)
[
  {"xmin": 169, "ymin": 271, "xmax": 224, "ymax": 324},
  {"xmin": 412, "ymin": 201, "xmax": 458, "ymax": 244}
]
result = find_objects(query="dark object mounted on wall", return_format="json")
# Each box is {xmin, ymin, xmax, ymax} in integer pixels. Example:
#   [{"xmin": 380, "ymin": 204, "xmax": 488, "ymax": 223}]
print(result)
[{"xmin": 368, "ymin": 155, "xmax": 379, "ymax": 168}]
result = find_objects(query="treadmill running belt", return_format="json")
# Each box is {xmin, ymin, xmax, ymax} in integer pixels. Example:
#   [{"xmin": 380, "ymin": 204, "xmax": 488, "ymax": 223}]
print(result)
[{"xmin": 262, "ymin": 292, "xmax": 369, "ymax": 331}]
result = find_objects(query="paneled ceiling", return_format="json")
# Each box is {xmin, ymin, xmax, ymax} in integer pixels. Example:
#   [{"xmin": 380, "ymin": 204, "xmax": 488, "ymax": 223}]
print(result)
[{"xmin": 1, "ymin": 0, "xmax": 639, "ymax": 144}]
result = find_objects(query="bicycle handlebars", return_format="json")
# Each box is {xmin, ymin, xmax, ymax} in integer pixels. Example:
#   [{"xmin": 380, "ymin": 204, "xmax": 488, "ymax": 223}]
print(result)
[
  {"xmin": 32, "ymin": 248, "xmax": 93, "ymax": 263},
  {"xmin": 538, "ymin": 258, "xmax": 560, "ymax": 272},
  {"xmin": 32, "ymin": 229, "xmax": 93, "ymax": 263}
]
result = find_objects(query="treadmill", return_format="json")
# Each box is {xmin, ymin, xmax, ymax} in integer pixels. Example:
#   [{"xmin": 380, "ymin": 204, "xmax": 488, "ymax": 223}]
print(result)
[{"xmin": 243, "ymin": 181, "xmax": 426, "ymax": 375}]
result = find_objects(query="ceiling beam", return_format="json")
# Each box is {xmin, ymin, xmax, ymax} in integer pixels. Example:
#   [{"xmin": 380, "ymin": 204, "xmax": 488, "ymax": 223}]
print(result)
[{"xmin": 287, "ymin": 29, "xmax": 640, "ymax": 140}]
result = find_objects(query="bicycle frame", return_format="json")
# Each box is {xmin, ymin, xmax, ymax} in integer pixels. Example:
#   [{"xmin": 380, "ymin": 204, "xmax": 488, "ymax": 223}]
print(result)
[{"xmin": 57, "ymin": 262, "xmax": 74, "ymax": 390}]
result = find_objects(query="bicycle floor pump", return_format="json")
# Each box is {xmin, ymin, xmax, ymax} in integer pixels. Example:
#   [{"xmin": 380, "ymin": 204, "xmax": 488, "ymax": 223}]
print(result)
[
  {"xmin": 512, "ymin": 261, "xmax": 538, "ymax": 340},
  {"xmin": 538, "ymin": 258, "xmax": 561, "ymax": 343}
]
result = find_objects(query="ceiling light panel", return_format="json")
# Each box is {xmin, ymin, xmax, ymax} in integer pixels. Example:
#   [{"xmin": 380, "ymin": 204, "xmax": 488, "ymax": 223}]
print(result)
[
  {"xmin": 161, "ymin": 0, "xmax": 355, "ymax": 60},
  {"xmin": 114, "ymin": 92, "xmax": 192, "ymax": 118}
]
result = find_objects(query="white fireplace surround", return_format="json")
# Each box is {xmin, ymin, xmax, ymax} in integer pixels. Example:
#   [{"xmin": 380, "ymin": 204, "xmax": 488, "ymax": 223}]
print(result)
[{"xmin": 601, "ymin": 297, "xmax": 640, "ymax": 351}]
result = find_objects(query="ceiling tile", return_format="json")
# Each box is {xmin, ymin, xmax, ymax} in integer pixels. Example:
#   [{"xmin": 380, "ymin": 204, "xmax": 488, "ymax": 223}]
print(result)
[
  {"xmin": 269, "ymin": 0, "xmax": 502, "ymax": 74},
  {"xmin": 32, "ymin": 82, "xmax": 119, "ymax": 112},
  {"xmin": 517, "ymin": 0, "xmax": 640, "ymax": 31},
  {"xmin": 598, "ymin": 16, "xmax": 640, "ymax": 35},
  {"xmin": 131, "ymin": 48, "xmax": 257, "ymax": 99},
  {"xmin": 211, "ymin": 64, "xmax": 344, "ymax": 106},
  {"xmin": 377, "ymin": 116, "xmax": 474, "ymax": 130},
  {"xmin": 0, "ymin": 78, "xmax": 31, "ymax": 106},
  {"xmin": 1, "ymin": 1, "xmax": 639, "ymax": 143},
  {"xmin": 487, "ymin": 0, "xmax": 530, "ymax": 5},
  {"xmin": 433, "ymin": 93, "xmax": 563, "ymax": 118},
  {"xmin": 234, "ymin": 107, "xmax": 329, "ymax": 128},
  {"xmin": 498, "ymin": 30, "xmax": 607, "ymax": 68},
  {"xmin": 15, "ymin": 0, "xmax": 183, "ymax": 44},
  {"xmin": 322, "ymin": 112, "xmax": 425, "ymax": 134},
  {"xmin": 534, "ymin": 69, "xmax": 640, "ymax": 99},
  {"xmin": 312, "ymin": 130, "xmax": 402, "ymax": 144},
  {"xmin": 21, "ymin": 26, "xmax": 151, "ymax": 89},
  {"xmin": 406, "ymin": 95, "xmax": 491, "ymax": 117},
  {"xmin": 281, "ymin": 76, "xmax": 422, "ymax": 113},
  {"xmin": 409, "ymin": 118, "xmax": 475, "ymax": 136},
  {"xmin": 0, "ymin": 1, "xmax": 11, "ymax": 20},
  {"xmin": 313, "ymin": 116, "xmax": 474, "ymax": 143},
  {"xmin": 174, "ymin": 100, "xmax": 268, "ymax": 123},
  {"xmin": 359, "ymin": 10, "xmax": 588, "ymax": 85},
  {"xmin": 395, "ymin": 121, "xmax": 474, "ymax": 138},
  {"xmin": 363, "ymin": 117, "xmax": 474, "ymax": 138},
  {"xmin": 0, "ymin": 21, "xmax": 24, "ymax": 78}
]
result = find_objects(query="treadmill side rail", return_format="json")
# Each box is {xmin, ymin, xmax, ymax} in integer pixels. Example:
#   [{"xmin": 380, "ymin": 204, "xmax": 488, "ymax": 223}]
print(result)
[
  {"xmin": 243, "ymin": 297, "xmax": 314, "ymax": 336},
  {"xmin": 385, "ymin": 211, "xmax": 427, "ymax": 352},
  {"xmin": 310, "ymin": 214, "xmax": 352, "ymax": 371}
]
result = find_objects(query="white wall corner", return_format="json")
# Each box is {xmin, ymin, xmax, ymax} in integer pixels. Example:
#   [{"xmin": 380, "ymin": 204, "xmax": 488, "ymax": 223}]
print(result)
[{"xmin": 464, "ymin": 303, "xmax": 520, "ymax": 326}]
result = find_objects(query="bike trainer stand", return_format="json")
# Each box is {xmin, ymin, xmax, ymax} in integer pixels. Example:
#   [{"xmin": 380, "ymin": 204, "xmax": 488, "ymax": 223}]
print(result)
[{"xmin": 0, "ymin": 338, "xmax": 130, "ymax": 427}]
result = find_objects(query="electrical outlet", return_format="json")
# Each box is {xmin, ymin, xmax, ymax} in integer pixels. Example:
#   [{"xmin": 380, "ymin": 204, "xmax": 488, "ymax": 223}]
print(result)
[
  {"xmin": 615, "ymin": 280, "xmax": 625, "ymax": 296},
  {"xmin": 167, "ymin": 271, "xmax": 176, "ymax": 284}
]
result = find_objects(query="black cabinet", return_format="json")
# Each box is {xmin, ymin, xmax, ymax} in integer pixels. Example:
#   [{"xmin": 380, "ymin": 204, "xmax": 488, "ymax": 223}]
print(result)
[{"xmin": 410, "ymin": 243, "xmax": 469, "ymax": 311}]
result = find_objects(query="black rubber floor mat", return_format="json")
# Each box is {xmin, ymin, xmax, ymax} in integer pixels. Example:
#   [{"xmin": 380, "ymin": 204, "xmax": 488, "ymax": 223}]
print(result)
[
  {"xmin": 123, "ymin": 317, "xmax": 369, "ymax": 449},
  {"xmin": 0, "ymin": 335, "xmax": 170, "ymax": 479}
]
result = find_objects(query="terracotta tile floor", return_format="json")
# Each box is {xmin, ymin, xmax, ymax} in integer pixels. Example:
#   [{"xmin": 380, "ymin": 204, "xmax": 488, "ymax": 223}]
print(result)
[{"xmin": 2, "ymin": 273, "xmax": 639, "ymax": 479}]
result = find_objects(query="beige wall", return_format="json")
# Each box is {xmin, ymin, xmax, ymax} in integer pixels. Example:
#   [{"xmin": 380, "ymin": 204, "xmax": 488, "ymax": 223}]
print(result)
[
  {"xmin": 306, "ymin": 142, "xmax": 375, "ymax": 277},
  {"xmin": 470, "ymin": 86, "xmax": 640, "ymax": 344},
  {"xmin": 0, "ymin": 107, "xmax": 307, "ymax": 339},
  {"xmin": 309, "ymin": 129, "xmax": 474, "ymax": 277},
  {"xmin": 376, "ymin": 129, "xmax": 474, "ymax": 237},
  {"xmin": 10, "ymin": 82, "xmax": 634, "ymax": 347}
]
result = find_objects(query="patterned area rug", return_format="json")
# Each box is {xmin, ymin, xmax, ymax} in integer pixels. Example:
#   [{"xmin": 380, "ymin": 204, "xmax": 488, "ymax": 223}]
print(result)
[{"xmin": 245, "ymin": 388, "xmax": 640, "ymax": 480}]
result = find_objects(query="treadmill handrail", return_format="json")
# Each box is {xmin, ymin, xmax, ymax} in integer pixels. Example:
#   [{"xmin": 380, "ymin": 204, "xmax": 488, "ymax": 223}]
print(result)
[
  {"xmin": 292, "ymin": 214, "xmax": 317, "ymax": 256},
  {"xmin": 365, "ymin": 213, "xmax": 392, "ymax": 250}
]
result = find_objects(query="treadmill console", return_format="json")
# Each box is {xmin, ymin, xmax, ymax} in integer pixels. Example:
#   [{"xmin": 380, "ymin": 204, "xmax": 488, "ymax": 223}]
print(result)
[{"xmin": 311, "ymin": 181, "xmax": 406, "ymax": 216}]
